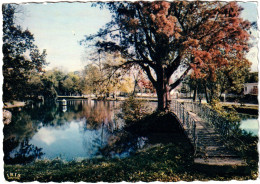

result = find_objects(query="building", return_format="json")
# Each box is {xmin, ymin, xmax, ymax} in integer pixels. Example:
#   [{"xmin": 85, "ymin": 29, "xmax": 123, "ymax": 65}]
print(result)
[{"xmin": 244, "ymin": 83, "xmax": 258, "ymax": 95}]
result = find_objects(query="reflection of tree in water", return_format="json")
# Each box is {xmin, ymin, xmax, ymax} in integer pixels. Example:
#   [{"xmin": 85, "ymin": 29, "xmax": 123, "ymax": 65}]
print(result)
[
  {"xmin": 4, "ymin": 111, "xmax": 39, "ymax": 146},
  {"xmin": 81, "ymin": 128, "xmax": 107, "ymax": 157},
  {"xmin": 4, "ymin": 137, "xmax": 44, "ymax": 165},
  {"xmin": 99, "ymin": 131, "xmax": 146, "ymax": 157},
  {"xmin": 82, "ymin": 100, "xmax": 121, "ymax": 131},
  {"xmin": 3, "ymin": 102, "xmax": 63, "ymax": 165},
  {"xmin": 4, "ymin": 100, "xmax": 123, "ymax": 163},
  {"xmin": 79, "ymin": 100, "xmax": 124, "ymax": 156}
]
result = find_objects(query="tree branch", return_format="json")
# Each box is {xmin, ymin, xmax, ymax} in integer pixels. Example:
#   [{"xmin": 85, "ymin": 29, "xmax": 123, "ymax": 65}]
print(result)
[
  {"xmin": 133, "ymin": 33, "xmax": 156, "ymax": 69},
  {"xmin": 169, "ymin": 66, "xmax": 191, "ymax": 91},
  {"xmin": 139, "ymin": 63, "xmax": 157, "ymax": 89},
  {"xmin": 136, "ymin": 7, "xmax": 156, "ymax": 60}
]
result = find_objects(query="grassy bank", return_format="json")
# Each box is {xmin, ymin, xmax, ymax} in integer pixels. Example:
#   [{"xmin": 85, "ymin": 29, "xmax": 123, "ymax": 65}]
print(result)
[
  {"xmin": 4, "ymin": 142, "xmax": 258, "ymax": 182},
  {"xmin": 222, "ymin": 104, "xmax": 258, "ymax": 115},
  {"xmin": 3, "ymin": 101, "xmax": 26, "ymax": 109}
]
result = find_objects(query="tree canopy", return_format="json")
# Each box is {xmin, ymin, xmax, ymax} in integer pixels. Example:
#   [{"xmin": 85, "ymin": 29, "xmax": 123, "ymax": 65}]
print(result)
[
  {"xmin": 3, "ymin": 4, "xmax": 47, "ymax": 102},
  {"xmin": 82, "ymin": 1, "xmax": 251, "ymax": 110}
]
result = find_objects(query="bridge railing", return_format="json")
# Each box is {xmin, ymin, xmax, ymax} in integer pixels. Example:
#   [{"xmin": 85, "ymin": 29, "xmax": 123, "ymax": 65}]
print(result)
[
  {"xmin": 171, "ymin": 100, "xmax": 198, "ymax": 153},
  {"xmin": 175, "ymin": 100, "xmax": 240, "ymax": 140}
]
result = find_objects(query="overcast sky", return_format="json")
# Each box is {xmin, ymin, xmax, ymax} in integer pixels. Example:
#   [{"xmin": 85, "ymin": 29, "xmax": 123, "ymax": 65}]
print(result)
[{"xmin": 7, "ymin": 1, "xmax": 260, "ymax": 72}]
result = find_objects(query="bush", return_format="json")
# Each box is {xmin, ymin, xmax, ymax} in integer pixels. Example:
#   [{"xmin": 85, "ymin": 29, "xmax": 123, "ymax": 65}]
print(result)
[{"xmin": 118, "ymin": 96, "xmax": 153, "ymax": 124}]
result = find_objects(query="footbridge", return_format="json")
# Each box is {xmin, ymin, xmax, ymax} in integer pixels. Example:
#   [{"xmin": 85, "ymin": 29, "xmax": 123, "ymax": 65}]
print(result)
[{"xmin": 170, "ymin": 100, "xmax": 246, "ymax": 166}]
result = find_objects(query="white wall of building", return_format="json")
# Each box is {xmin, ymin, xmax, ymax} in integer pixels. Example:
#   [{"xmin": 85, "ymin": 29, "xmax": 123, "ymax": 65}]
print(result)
[{"xmin": 244, "ymin": 83, "xmax": 258, "ymax": 95}]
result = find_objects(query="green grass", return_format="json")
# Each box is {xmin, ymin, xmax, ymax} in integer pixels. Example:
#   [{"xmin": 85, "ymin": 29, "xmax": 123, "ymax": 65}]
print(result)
[
  {"xmin": 222, "ymin": 104, "xmax": 258, "ymax": 115},
  {"xmin": 4, "ymin": 142, "xmax": 258, "ymax": 182}
]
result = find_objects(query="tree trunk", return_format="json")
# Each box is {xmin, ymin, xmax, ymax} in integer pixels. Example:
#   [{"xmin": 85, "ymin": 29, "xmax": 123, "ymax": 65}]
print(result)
[
  {"xmin": 157, "ymin": 88, "xmax": 171, "ymax": 111},
  {"xmin": 156, "ymin": 70, "xmax": 171, "ymax": 111},
  {"xmin": 204, "ymin": 84, "xmax": 209, "ymax": 103},
  {"xmin": 132, "ymin": 79, "xmax": 138, "ymax": 96},
  {"xmin": 193, "ymin": 87, "xmax": 197, "ymax": 102}
]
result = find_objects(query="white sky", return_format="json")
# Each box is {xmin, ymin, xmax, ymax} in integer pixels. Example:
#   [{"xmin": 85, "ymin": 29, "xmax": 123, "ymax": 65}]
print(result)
[
  {"xmin": 2, "ymin": 1, "xmax": 259, "ymax": 72},
  {"xmin": 239, "ymin": 1, "xmax": 259, "ymax": 72},
  {"xmin": 17, "ymin": 2, "xmax": 112, "ymax": 72}
]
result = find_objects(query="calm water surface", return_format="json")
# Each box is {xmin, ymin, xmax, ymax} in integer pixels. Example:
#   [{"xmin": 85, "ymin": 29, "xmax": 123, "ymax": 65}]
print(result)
[
  {"xmin": 240, "ymin": 118, "xmax": 258, "ymax": 136},
  {"xmin": 4, "ymin": 100, "xmax": 127, "ymax": 164}
]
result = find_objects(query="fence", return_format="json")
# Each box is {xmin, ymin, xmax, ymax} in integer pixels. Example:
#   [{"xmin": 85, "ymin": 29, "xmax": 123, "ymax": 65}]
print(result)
[
  {"xmin": 171, "ymin": 100, "xmax": 198, "ymax": 153},
  {"xmin": 173, "ymin": 100, "xmax": 241, "ymax": 140}
]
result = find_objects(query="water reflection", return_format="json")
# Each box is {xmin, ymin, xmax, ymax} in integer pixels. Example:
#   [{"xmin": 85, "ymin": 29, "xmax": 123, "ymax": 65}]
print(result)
[
  {"xmin": 3, "ymin": 100, "xmax": 122, "ymax": 164},
  {"xmin": 99, "ymin": 131, "xmax": 147, "ymax": 157},
  {"xmin": 240, "ymin": 119, "xmax": 258, "ymax": 136},
  {"xmin": 4, "ymin": 138, "xmax": 44, "ymax": 165},
  {"xmin": 239, "ymin": 114, "xmax": 258, "ymax": 136}
]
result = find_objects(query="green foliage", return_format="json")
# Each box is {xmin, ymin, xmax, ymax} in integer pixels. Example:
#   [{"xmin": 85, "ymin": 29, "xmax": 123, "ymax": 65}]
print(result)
[
  {"xmin": 245, "ymin": 72, "xmax": 258, "ymax": 83},
  {"xmin": 3, "ymin": 4, "xmax": 47, "ymax": 102},
  {"xmin": 82, "ymin": 64, "xmax": 101, "ymax": 95},
  {"xmin": 118, "ymin": 96, "xmax": 153, "ymax": 124},
  {"xmin": 40, "ymin": 69, "xmax": 83, "ymax": 97},
  {"xmin": 224, "ymin": 131, "xmax": 258, "ymax": 173},
  {"xmin": 209, "ymin": 102, "xmax": 258, "ymax": 172},
  {"xmin": 211, "ymin": 99, "xmax": 241, "ymax": 123},
  {"xmin": 82, "ymin": 52, "xmax": 135, "ymax": 98},
  {"xmin": 186, "ymin": 57, "xmax": 251, "ymax": 103}
]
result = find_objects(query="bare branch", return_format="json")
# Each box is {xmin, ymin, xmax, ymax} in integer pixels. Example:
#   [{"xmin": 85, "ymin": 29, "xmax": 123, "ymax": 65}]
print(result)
[
  {"xmin": 139, "ymin": 63, "xmax": 157, "ymax": 89},
  {"xmin": 169, "ymin": 66, "xmax": 191, "ymax": 91}
]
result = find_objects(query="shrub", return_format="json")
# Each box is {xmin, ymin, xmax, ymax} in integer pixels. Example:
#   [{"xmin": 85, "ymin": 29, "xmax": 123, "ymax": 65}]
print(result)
[{"xmin": 118, "ymin": 96, "xmax": 153, "ymax": 124}]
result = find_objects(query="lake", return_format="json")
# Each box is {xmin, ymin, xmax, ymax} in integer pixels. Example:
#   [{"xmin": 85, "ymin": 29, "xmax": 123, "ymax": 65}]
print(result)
[
  {"xmin": 240, "ymin": 118, "xmax": 258, "ymax": 136},
  {"xmin": 3, "ymin": 100, "xmax": 128, "ymax": 164}
]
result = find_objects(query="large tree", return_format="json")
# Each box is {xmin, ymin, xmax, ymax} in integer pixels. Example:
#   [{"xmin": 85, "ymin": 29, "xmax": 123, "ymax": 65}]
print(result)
[
  {"xmin": 3, "ymin": 4, "xmax": 47, "ymax": 102},
  {"xmin": 82, "ymin": 1, "xmax": 251, "ymax": 111}
]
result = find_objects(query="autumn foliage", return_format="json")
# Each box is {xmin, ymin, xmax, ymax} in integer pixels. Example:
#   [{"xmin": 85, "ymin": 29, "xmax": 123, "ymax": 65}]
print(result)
[{"xmin": 84, "ymin": 1, "xmax": 251, "ymax": 110}]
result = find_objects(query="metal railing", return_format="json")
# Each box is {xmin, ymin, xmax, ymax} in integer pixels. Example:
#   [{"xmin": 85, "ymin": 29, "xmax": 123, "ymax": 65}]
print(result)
[
  {"xmin": 171, "ymin": 99, "xmax": 248, "ymax": 160},
  {"xmin": 171, "ymin": 100, "xmax": 198, "ymax": 153},
  {"xmin": 176, "ymin": 100, "xmax": 240, "ymax": 140}
]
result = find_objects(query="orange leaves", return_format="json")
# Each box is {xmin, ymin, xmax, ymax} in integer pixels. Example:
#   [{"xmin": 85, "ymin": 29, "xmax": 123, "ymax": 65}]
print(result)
[
  {"xmin": 183, "ymin": 38, "xmax": 199, "ymax": 49},
  {"xmin": 138, "ymin": 78, "xmax": 155, "ymax": 92},
  {"xmin": 193, "ymin": 50, "xmax": 212, "ymax": 64},
  {"xmin": 229, "ymin": 17, "xmax": 240, "ymax": 27},
  {"xmin": 229, "ymin": 2, "xmax": 242, "ymax": 17},
  {"xmin": 99, "ymin": 1, "xmax": 251, "ymax": 87},
  {"xmin": 151, "ymin": 1, "xmax": 170, "ymax": 14},
  {"xmin": 190, "ymin": 50, "xmax": 213, "ymax": 80},
  {"xmin": 190, "ymin": 64, "xmax": 206, "ymax": 79},
  {"xmin": 149, "ymin": 1, "xmax": 180, "ymax": 38},
  {"xmin": 241, "ymin": 20, "xmax": 251, "ymax": 30},
  {"xmin": 215, "ymin": 31, "xmax": 226, "ymax": 41},
  {"xmin": 155, "ymin": 14, "xmax": 176, "ymax": 37},
  {"xmin": 192, "ymin": 50, "xmax": 213, "ymax": 75}
]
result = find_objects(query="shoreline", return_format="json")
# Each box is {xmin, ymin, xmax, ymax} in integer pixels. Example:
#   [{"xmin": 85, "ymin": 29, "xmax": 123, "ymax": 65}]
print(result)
[{"xmin": 3, "ymin": 101, "xmax": 26, "ymax": 109}]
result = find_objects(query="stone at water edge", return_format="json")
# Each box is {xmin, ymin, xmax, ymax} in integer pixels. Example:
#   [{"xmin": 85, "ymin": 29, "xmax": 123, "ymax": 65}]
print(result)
[{"xmin": 3, "ymin": 109, "xmax": 12, "ymax": 125}]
